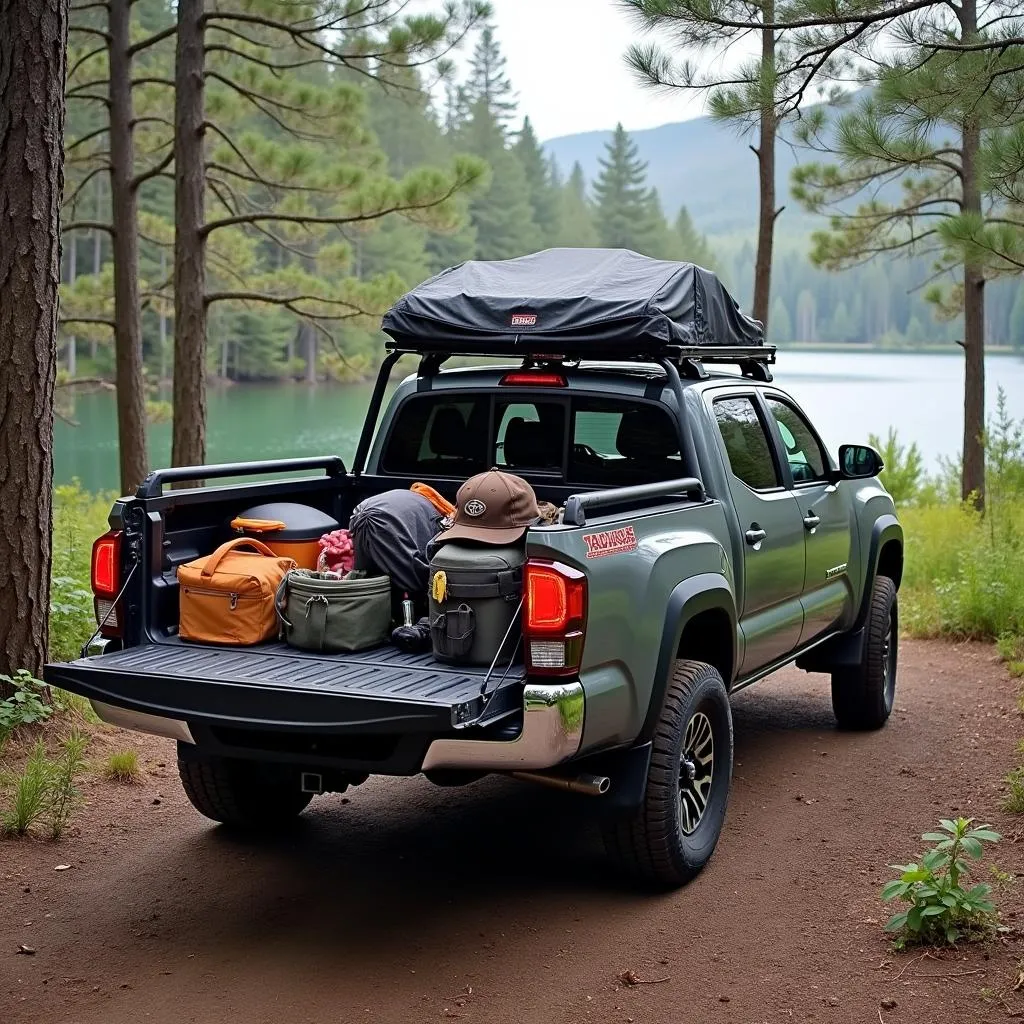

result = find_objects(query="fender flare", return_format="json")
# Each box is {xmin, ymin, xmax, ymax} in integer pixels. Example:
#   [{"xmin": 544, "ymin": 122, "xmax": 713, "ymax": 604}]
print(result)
[
  {"xmin": 854, "ymin": 514, "xmax": 903, "ymax": 630},
  {"xmin": 638, "ymin": 572, "xmax": 737, "ymax": 744}
]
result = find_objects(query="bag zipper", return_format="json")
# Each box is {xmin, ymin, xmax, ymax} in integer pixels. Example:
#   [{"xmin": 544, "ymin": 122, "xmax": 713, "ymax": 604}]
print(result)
[{"xmin": 183, "ymin": 586, "xmax": 259, "ymax": 610}]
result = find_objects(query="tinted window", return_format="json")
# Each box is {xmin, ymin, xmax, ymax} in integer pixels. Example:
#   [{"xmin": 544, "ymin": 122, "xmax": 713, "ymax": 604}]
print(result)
[
  {"xmin": 569, "ymin": 398, "xmax": 681, "ymax": 486},
  {"xmin": 381, "ymin": 396, "xmax": 489, "ymax": 477},
  {"xmin": 714, "ymin": 397, "xmax": 780, "ymax": 491},
  {"xmin": 765, "ymin": 398, "xmax": 827, "ymax": 483},
  {"xmin": 496, "ymin": 400, "xmax": 565, "ymax": 472}
]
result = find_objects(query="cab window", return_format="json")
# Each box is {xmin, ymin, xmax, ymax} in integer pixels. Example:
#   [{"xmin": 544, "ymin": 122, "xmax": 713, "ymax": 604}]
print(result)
[
  {"xmin": 765, "ymin": 397, "xmax": 828, "ymax": 483},
  {"xmin": 713, "ymin": 397, "xmax": 780, "ymax": 491}
]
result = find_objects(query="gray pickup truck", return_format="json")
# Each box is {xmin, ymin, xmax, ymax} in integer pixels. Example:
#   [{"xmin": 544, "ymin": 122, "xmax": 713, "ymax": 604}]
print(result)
[{"xmin": 45, "ymin": 249, "xmax": 903, "ymax": 888}]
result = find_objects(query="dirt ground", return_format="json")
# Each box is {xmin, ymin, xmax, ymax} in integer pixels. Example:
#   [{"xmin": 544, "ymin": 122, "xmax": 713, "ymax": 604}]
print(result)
[{"xmin": 3, "ymin": 638, "xmax": 1024, "ymax": 1024}]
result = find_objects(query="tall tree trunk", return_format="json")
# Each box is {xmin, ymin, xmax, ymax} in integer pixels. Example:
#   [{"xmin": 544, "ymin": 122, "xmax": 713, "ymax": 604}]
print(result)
[
  {"xmin": 67, "ymin": 230, "xmax": 77, "ymax": 376},
  {"xmin": 304, "ymin": 324, "xmax": 317, "ymax": 384},
  {"xmin": 171, "ymin": 0, "xmax": 207, "ymax": 468},
  {"xmin": 109, "ymin": 0, "xmax": 148, "ymax": 494},
  {"xmin": 751, "ymin": 0, "xmax": 777, "ymax": 330},
  {"xmin": 158, "ymin": 249, "xmax": 168, "ymax": 385},
  {"xmin": 91, "ymin": 172, "xmax": 102, "ymax": 358},
  {"xmin": 0, "ymin": 0, "xmax": 67, "ymax": 681},
  {"xmin": 959, "ymin": 0, "xmax": 985, "ymax": 508}
]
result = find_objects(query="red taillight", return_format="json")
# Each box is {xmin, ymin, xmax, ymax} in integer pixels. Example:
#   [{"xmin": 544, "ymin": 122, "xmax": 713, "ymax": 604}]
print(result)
[
  {"xmin": 91, "ymin": 531, "xmax": 122, "ymax": 636},
  {"xmin": 500, "ymin": 371, "xmax": 567, "ymax": 388},
  {"xmin": 523, "ymin": 560, "xmax": 587, "ymax": 676}
]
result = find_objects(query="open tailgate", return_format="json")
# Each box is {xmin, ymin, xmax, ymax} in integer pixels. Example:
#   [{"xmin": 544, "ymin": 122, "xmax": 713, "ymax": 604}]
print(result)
[{"xmin": 44, "ymin": 639, "xmax": 523, "ymax": 733}]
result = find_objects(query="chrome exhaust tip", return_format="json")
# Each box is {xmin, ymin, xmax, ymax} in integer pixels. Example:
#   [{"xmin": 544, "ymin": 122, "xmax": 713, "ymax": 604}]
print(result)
[{"xmin": 510, "ymin": 770, "xmax": 611, "ymax": 796}]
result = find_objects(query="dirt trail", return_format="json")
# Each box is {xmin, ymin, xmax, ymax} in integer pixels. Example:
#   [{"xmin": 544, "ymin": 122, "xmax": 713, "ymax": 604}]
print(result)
[{"xmin": 3, "ymin": 639, "xmax": 1024, "ymax": 1024}]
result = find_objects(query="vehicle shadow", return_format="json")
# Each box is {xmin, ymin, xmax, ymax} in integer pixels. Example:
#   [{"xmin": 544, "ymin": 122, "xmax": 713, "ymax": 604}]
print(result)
[{"xmin": 118, "ymin": 675, "xmax": 859, "ymax": 964}]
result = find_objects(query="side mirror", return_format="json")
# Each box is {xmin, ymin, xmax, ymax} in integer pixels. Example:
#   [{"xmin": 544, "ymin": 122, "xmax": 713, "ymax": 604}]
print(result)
[{"xmin": 838, "ymin": 444, "xmax": 884, "ymax": 480}]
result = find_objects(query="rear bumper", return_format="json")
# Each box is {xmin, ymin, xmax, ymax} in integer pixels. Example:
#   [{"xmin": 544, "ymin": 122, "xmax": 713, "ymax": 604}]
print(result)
[{"xmin": 422, "ymin": 682, "xmax": 584, "ymax": 771}]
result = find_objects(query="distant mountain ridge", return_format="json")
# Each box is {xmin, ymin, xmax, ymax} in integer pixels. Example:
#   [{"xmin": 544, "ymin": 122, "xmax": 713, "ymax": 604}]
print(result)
[{"xmin": 543, "ymin": 113, "xmax": 818, "ymax": 239}]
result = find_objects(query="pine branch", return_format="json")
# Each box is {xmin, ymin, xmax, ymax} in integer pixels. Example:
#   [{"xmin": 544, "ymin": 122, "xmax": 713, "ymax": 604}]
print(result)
[
  {"xmin": 205, "ymin": 291, "xmax": 374, "ymax": 315},
  {"xmin": 131, "ymin": 76, "xmax": 175, "ymax": 89},
  {"xmin": 66, "ymin": 79, "xmax": 110, "ymax": 98},
  {"xmin": 63, "ymin": 166, "xmax": 110, "ymax": 209},
  {"xmin": 66, "ymin": 92, "xmax": 111, "ymax": 107},
  {"xmin": 68, "ymin": 25, "xmax": 111, "ymax": 43},
  {"xmin": 204, "ymin": 43, "xmax": 328, "ymax": 76},
  {"xmin": 206, "ymin": 74, "xmax": 324, "ymax": 141},
  {"xmin": 70, "ymin": 1, "xmax": 110, "ymax": 11},
  {"xmin": 60, "ymin": 316, "xmax": 115, "ymax": 328},
  {"xmin": 130, "ymin": 115, "xmax": 173, "ymax": 131},
  {"xmin": 127, "ymin": 23, "xmax": 177, "ymax": 56},
  {"xmin": 67, "ymin": 44, "xmax": 107, "ymax": 81},
  {"xmin": 203, "ymin": 121, "xmax": 278, "ymax": 191},
  {"xmin": 65, "ymin": 126, "xmax": 109, "ymax": 153},
  {"xmin": 62, "ymin": 220, "xmax": 113, "ymax": 235},
  {"xmin": 201, "ymin": 179, "xmax": 470, "ymax": 236},
  {"xmin": 131, "ymin": 148, "xmax": 175, "ymax": 190}
]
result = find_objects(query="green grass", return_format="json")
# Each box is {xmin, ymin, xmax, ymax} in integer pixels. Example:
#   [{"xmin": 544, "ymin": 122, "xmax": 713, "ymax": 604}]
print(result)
[
  {"xmin": 899, "ymin": 500, "xmax": 1024, "ymax": 641},
  {"xmin": 102, "ymin": 749, "xmax": 142, "ymax": 784}
]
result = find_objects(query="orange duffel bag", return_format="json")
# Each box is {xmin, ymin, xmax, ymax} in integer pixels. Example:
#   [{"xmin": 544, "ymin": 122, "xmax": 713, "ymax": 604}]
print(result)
[{"xmin": 177, "ymin": 538, "xmax": 296, "ymax": 645}]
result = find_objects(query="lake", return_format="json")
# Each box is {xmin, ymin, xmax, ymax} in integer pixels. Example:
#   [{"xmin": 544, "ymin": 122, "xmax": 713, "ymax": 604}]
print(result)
[{"xmin": 54, "ymin": 351, "xmax": 1024, "ymax": 493}]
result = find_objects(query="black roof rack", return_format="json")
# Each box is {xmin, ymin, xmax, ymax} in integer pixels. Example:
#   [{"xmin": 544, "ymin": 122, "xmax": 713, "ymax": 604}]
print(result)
[{"xmin": 384, "ymin": 340, "xmax": 777, "ymax": 383}]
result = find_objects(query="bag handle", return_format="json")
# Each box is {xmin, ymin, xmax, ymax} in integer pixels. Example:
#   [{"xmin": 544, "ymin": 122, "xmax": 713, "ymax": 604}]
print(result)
[
  {"xmin": 202, "ymin": 537, "xmax": 278, "ymax": 578},
  {"xmin": 230, "ymin": 516, "xmax": 287, "ymax": 533}
]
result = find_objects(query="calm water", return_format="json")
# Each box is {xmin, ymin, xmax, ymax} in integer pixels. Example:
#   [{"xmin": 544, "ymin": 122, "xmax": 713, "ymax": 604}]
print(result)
[{"xmin": 54, "ymin": 351, "xmax": 1024, "ymax": 493}]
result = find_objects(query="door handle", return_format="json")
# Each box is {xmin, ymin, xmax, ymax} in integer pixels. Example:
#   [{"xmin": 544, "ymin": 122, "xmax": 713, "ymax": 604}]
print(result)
[
  {"xmin": 744, "ymin": 526, "xmax": 767, "ymax": 547},
  {"xmin": 803, "ymin": 513, "xmax": 821, "ymax": 531}
]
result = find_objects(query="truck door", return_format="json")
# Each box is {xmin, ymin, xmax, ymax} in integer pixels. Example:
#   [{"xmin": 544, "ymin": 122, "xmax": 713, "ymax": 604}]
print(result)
[
  {"xmin": 762, "ymin": 394, "xmax": 854, "ymax": 645},
  {"xmin": 710, "ymin": 395, "xmax": 807, "ymax": 673}
]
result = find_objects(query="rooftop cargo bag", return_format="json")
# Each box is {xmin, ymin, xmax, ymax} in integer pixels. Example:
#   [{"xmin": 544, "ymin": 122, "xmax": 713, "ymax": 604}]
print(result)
[
  {"xmin": 231, "ymin": 502, "xmax": 339, "ymax": 570},
  {"xmin": 427, "ymin": 542, "xmax": 524, "ymax": 666},
  {"xmin": 177, "ymin": 538, "xmax": 295, "ymax": 645},
  {"xmin": 277, "ymin": 570, "xmax": 391, "ymax": 654}
]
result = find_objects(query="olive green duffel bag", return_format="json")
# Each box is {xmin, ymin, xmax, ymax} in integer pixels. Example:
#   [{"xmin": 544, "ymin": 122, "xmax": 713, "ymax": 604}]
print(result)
[{"xmin": 276, "ymin": 569, "xmax": 391, "ymax": 653}]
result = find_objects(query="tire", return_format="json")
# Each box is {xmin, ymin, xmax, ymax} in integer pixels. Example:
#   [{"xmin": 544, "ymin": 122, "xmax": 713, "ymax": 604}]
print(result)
[
  {"xmin": 831, "ymin": 575, "xmax": 898, "ymax": 730},
  {"xmin": 178, "ymin": 753, "xmax": 312, "ymax": 829},
  {"xmin": 602, "ymin": 660, "xmax": 733, "ymax": 889}
]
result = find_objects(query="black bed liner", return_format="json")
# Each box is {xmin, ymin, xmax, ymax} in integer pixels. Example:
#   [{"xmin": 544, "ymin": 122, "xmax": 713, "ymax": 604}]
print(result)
[{"xmin": 44, "ymin": 638, "xmax": 523, "ymax": 734}]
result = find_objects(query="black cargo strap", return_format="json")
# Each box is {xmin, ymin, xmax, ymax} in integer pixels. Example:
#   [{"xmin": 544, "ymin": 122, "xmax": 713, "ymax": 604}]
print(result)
[{"xmin": 441, "ymin": 568, "xmax": 521, "ymax": 600}]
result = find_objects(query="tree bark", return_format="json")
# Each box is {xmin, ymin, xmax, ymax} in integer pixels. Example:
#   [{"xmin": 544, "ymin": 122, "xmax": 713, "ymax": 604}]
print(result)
[
  {"xmin": 752, "ymin": 0, "xmax": 777, "ymax": 331},
  {"xmin": 0, "ymin": 0, "xmax": 67, "ymax": 680},
  {"xmin": 171, "ymin": 0, "xmax": 207, "ymax": 469},
  {"xmin": 959, "ymin": 0, "xmax": 985, "ymax": 508},
  {"xmin": 108, "ymin": 0, "xmax": 148, "ymax": 494},
  {"xmin": 67, "ymin": 230, "xmax": 77, "ymax": 376},
  {"xmin": 91, "ymin": 173, "xmax": 102, "ymax": 359}
]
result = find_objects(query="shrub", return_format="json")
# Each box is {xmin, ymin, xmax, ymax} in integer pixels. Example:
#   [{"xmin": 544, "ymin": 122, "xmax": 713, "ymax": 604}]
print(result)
[
  {"xmin": 882, "ymin": 818, "xmax": 1000, "ymax": 946},
  {"xmin": 50, "ymin": 481, "xmax": 114, "ymax": 663},
  {"xmin": 869, "ymin": 428, "xmax": 926, "ymax": 507},
  {"xmin": 0, "ymin": 671, "xmax": 53, "ymax": 740},
  {"xmin": 1, "ymin": 731, "xmax": 90, "ymax": 839},
  {"xmin": 103, "ymin": 749, "xmax": 142, "ymax": 784}
]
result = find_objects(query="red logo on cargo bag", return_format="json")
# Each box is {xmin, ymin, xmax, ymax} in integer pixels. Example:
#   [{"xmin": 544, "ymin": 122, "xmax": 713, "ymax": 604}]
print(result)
[
  {"xmin": 510, "ymin": 312, "xmax": 537, "ymax": 327},
  {"xmin": 583, "ymin": 525, "xmax": 638, "ymax": 559}
]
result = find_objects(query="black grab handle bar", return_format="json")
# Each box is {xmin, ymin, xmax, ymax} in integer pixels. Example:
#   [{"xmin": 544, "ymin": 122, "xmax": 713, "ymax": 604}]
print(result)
[
  {"xmin": 562, "ymin": 477, "xmax": 706, "ymax": 528},
  {"xmin": 135, "ymin": 456, "xmax": 346, "ymax": 499}
]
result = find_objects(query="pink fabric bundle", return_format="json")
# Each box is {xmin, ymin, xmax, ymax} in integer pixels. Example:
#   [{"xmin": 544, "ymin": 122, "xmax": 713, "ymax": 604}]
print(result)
[{"xmin": 317, "ymin": 529, "xmax": 355, "ymax": 574}]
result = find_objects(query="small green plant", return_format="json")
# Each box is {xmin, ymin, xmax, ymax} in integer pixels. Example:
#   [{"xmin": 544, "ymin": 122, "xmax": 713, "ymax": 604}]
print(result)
[
  {"xmin": 1, "ymin": 741, "xmax": 56, "ymax": 835},
  {"xmin": 50, "ymin": 687, "xmax": 101, "ymax": 724},
  {"xmin": 882, "ymin": 818, "xmax": 1001, "ymax": 946},
  {"xmin": 1004, "ymin": 768, "xmax": 1024, "ymax": 814},
  {"xmin": 0, "ymin": 671, "xmax": 53, "ymax": 739},
  {"xmin": 1, "ymin": 731, "xmax": 89, "ymax": 838},
  {"xmin": 103, "ymin": 749, "xmax": 142, "ymax": 784},
  {"xmin": 998, "ymin": 634, "xmax": 1024, "ymax": 680},
  {"xmin": 48, "ymin": 731, "xmax": 88, "ymax": 839}
]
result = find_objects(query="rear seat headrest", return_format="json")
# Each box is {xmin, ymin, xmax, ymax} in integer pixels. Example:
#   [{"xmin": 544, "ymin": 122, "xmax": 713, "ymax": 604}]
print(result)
[
  {"xmin": 616, "ymin": 407, "xmax": 679, "ymax": 460},
  {"xmin": 504, "ymin": 418, "xmax": 556, "ymax": 468},
  {"xmin": 429, "ymin": 407, "xmax": 469, "ymax": 459}
]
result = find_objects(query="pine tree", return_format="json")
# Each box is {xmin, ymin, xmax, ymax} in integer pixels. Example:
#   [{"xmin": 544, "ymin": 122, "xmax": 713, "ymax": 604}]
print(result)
[
  {"xmin": 466, "ymin": 24, "xmax": 517, "ymax": 131},
  {"xmin": 592, "ymin": 124, "xmax": 663, "ymax": 253},
  {"xmin": 555, "ymin": 162, "xmax": 599, "ymax": 247},
  {"xmin": 471, "ymin": 147, "xmax": 538, "ymax": 259},
  {"xmin": 769, "ymin": 296, "xmax": 793, "ymax": 343},
  {"xmin": 674, "ymin": 206, "xmax": 717, "ymax": 269},
  {"xmin": 514, "ymin": 117, "xmax": 560, "ymax": 245}
]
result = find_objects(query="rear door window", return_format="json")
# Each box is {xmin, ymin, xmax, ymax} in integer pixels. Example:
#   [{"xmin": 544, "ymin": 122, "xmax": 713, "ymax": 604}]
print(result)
[
  {"xmin": 495, "ymin": 400, "xmax": 566, "ymax": 472},
  {"xmin": 381, "ymin": 396, "xmax": 490, "ymax": 477}
]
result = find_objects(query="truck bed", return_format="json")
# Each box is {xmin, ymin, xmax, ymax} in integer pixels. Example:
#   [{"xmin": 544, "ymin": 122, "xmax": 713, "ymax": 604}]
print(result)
[{"xmin": 46, "ymin": 638, "xmax": 524, "ymax": 735}]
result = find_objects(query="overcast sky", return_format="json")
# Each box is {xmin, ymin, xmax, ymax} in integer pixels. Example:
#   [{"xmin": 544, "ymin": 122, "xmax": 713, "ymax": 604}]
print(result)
[{"xmin": 462, "ymin": 0, "xmax": 706, "ymax": 141}]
